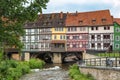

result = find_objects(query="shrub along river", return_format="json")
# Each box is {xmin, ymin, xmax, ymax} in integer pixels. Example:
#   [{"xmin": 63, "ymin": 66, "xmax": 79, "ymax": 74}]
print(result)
[{"xmin": 19, "ymin": 63, "xmax": 74, "ymax": 80}]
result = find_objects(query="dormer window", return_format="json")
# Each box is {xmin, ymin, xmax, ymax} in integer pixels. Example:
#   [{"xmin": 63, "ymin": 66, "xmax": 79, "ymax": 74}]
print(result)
[
  {"xmin": 47, "ymin": 15, "xmax": 51, "ymax": 20},
  {"xmin": 58, "ymin": 22, "xmax": 63, "ymax": 25},
  {"xmin": 79, "ymin": 20, "xmax": 83, "ymax": 24},
  {"xmin": 92, "ymin": 19, "xmax": 96, "ymax": 24},
  {"xmin": 102, "ymin": 18, "xmax": 106, "ymax": 23}
]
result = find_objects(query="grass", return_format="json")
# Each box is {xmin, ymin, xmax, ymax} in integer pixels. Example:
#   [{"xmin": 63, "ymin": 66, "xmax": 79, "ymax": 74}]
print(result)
[
  {"xmin": 69, "ymin": 64, "xmax": 95, "ymax": 80},
  {"xmin": 97, "ymin": 53, "xmax": 120, "ymax": 57}
]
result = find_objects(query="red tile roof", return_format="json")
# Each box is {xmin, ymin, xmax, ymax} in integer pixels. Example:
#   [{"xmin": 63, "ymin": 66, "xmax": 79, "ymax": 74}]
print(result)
[
  {"xmin": 66, "ymin": 10, "xmax": 113, "ymax": 27},
  {"xmin": 114, "ymin": 18, "xmax": 120, "ymax": 25}
]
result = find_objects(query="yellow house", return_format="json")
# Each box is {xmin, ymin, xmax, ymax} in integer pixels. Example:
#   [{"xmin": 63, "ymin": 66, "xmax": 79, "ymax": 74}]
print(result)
[
  {"xmin": 51, "ymin": 27, "xmax": 67, "ymax": 52},
  {"xmin": 52, "ymin": 27, "xmax": 66, "ymax": 40}
]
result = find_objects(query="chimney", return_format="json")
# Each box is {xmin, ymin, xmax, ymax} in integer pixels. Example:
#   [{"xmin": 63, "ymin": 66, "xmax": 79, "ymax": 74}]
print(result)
[
  {"xmin": 67, "ymin": 12, "xmax": 69, "ymax": 17},
  {"xmin": 60, "ymin": 11, "xmax": 63, "ymax": 19},
  {"xmin": 76, "ymin": 11, "xmax": 78, "ymax": 16}
]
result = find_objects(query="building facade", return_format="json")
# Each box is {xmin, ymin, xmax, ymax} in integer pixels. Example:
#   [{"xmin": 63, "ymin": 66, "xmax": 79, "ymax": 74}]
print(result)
[
  {"xmin": 51, "ymin": 13, "xmax": 67, "ymax": 52},
  {"xmin": 113, "ymin": 19, "xmax": 120, "ymax": 51},
  {"xmin": 22, "ymin": 14, "xmax": 53, "ymax": 52},
  {"xmin": 66, "ymin": 12, "xmax": 89, "ymax": 52},
  {"xmin": 88, "ymin": 10, "xmax": 114, "ymax": 51},
  {"xmin": 21, "ymin": 10, "xmax": 120, "ymax": 54}
]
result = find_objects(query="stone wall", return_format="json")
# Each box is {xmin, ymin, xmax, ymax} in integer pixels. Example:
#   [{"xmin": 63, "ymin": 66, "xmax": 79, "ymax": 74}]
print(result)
[
  {"xmin": 52, "ymin": 53, "xmax": 62, "ymax": 63},
  {"xmin": 12, "ymin": 53, "xmax": 20, "ymax": 60},
  {"xmin": 79, "ymin": 66, "xmax": 120, "ymax": 80},
  {"xmin": 24, "ymin": 52, "xmax": 30, "ymax": 61}
]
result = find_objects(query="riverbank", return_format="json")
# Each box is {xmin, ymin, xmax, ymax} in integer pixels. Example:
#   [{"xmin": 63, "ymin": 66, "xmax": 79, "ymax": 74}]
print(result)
[
  {"xmin": 69, "ymin": 64, "xmax": 95, "ymax": 80},
  {"xmin": 19, "ymin": 63, "xmax": 73, "ymax": 80},
  {"xmin": 0, "ymin": 59, "xmax": 45, "ymax": 80}
]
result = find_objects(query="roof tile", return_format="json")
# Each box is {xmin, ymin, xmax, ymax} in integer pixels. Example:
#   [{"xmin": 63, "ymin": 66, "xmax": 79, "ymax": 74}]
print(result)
[
  {"xmin": 66, "ymin": 10, "xmax": 113, "ymax": 26},
  {"xmin": 114, "ymin": 18, "xmax": 120, "ymax": 25}
]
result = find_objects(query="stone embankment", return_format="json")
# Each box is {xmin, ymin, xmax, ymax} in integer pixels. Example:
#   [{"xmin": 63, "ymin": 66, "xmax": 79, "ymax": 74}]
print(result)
[{"xmin": 79, "ymin": 66, "xmax": 120, "ymax": 80}]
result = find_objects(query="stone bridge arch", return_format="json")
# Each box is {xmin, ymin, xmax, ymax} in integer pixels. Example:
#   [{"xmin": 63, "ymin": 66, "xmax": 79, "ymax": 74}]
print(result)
[
  {"xmin": 62, "ymin": 52, "xmax": 83, "ymax": 63},
  {"xmin": 30, "ymin": 52, "xmax": 53, "ymax": 63}
]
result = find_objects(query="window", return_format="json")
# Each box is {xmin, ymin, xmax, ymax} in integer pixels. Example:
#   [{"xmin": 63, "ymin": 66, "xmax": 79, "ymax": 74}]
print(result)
[
  {"xmin": 68, "ymin": 28, "xmax": 70, "ymax": 31},
  {"xmin": 115, "ymin": 44, "xmax": 119, "ymax": 48},
  {"xmin": 91, "ymin": 43, "xmax": 95, "ymax": 48},
  {"xmin": 54, "ymin": 35, "xmax": 56, "ymax": 39},
  {"xmin": 91, "ymin": 35, "xmax": 95, "ymax": 39},
  {"xmin": 103, "ymin": 35, "xmax": 110, "ymax": 39},
  {"xmin": 41, "ymin": 43, "xmax": 44, "ymax": 48},
  {"xmin": 96, "ymin": 27, "xmax": 98, "ymax": 30},
  {"xmin": 97, "ymin": 43, "xmax": 101, "ymax": 48},
  {"xmin": 55, "ymin": 27, "xmax": 63, "ymax": 31},
  {"xmin": 67, "ymin": 36, "xmax": 70, "ymax": 39},
  {"xmin": 60, "ymin": 44, "xmax": 64, "ymax": 48},
  {"xmin": 63, "ymin": 35, "xmax": 66, "ymax": 39},
  {"xmin": 73, "ymin": 44, "xmax": 76, "ymax": 48},
  {"xmin": 60, "ymin": 28, "xmax": 63, "ymax": 31},
  {"xmin": 35, "ymin": 45, "xmax": 38, "ymax": 49},
  {"xmin": 55, "ymin": 44, "xmax": 59, "ymax": 48},
  {"xmin": 27, "ymin": 45, "xmax": 30, "ymax": 49},
  {"xmin": 91, "ymin": 27, "xmax": 94, "ymax": 30},
  {"xmin": 27, "ymin": 29, "xmax": 31, "ymax": 34},
  {"xmin": 92, "ymin": 19, "xmax": 96, "ymax": 24},
  {"xmin": 28, "ymin": 36, "xmax": 31, "ymax": 41},
  {"xmin": 73, "ymin": 36, "xmax": 79, "ymax": 39},
  {"xmin": 116, "ymin": 28, "xmax": 120, "ymax": 32},
  {"xmin": 60, "ymin": 35, "xmax": 62, "ymax": 39},
  {"xmin": 45, "ymin": 44, "xmax": 49, "ymax": 48},
  {"xmin": 103, "ymin": 43, "xmax": 110, "ymax": 48},
  {"xmin": 102, "ymin": 18, "xmax": 106, "ymax": 23},
  {"xmin": 116, "ymin": 36, "xmax": 120, "ymax": 41},
  {"xmin": 35, "ymin": 36, "xmax": 38, "ymax": 41},
  {"xmin": 83, "ymin": 27, "xmax": 86, "ymax": 31},
  {"xmin": 67, "ymin": 44, "xmax": 70, "ymax": 48},
  {"xmin": 104, "ymin": 26, "xmax": 110, "ymax": 30},
  {"xmin": 80, "ymin": 27, "xmax": 86, "ymax": 31},
  {"xmin": 79, "ymin": 20, "xmax": 83, "ymax": 24},
  {"xmin": 91, "ymin": 27, "xmax": 98, "ymax": 30},
  {"xmin": 71, "ymin": 27, "xmax": 77, "ymax": 31},
  {"xmin": 34, "ymin": 29, "xmax": 38, "ymax": 34},
  {"xmin": 30, "ymin": 45, "xmax": 33, "ymax": 49},
  {"xmin": 82, "ymin": 44, "xmax": 86, "ymax": 48},
  {"xmin": 97, "ymin": 35, "xmax": 101, "ymax": 40}
]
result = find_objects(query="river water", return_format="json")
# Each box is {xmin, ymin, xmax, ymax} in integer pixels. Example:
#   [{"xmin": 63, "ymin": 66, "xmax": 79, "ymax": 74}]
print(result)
[{"xmin": 19, "ymin": 63, "xmax": 74, "ymax": 80}]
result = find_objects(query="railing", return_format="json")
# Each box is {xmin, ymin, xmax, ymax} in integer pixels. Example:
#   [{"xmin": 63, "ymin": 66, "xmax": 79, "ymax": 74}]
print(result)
[{"xmin": 80, "ymin": 57, "xmax": 120, "ymax": 67}]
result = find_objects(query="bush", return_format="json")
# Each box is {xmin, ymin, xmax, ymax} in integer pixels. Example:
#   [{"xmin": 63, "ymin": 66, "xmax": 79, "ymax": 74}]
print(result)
[
  {"xmin": 17, "ymin": 62, "xmax": 30, "ymax": 75},
  {"xmin": 69, "ymin": 64, "xmax": 95, "ymax": 80},
  {"xmin": 0, "ymin": 58, "xmax": 45, "ymax": 80},
  {"xmin": 0, "ymin": 60, "xmax": 30, "ymax": 80},
  {"xmin": 29, "ymin": 58, "xmax": 45, "ymax": 69}
]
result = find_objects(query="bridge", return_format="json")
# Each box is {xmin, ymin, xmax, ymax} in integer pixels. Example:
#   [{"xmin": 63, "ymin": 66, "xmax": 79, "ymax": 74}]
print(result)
[{"xmin": 22, "ymin": 51, "xmax": 84, "ymax": 63}]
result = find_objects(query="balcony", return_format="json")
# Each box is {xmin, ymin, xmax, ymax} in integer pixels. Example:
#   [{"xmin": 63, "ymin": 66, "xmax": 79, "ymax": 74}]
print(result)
[
  {"xmin": 51, "ymin": 40, "xmax": 66, "ymax": 43},
  {"xmin": 51, "ymin": 47, "xmax": 66, "ymax": 52},
  {"xmin": 51, "ymin": 43, "xmax": 66, "ymax": 52}
]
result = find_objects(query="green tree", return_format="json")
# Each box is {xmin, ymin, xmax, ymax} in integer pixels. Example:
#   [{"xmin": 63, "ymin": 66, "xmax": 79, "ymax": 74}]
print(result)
[{"xmin": 0, "ymin": 0, "xmax": 49, "ymax": 58}]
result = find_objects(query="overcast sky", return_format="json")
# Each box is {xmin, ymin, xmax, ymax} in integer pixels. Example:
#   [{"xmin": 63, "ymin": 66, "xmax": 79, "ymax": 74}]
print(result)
[{"xmin": 43, "ymin": 0, "xmax": 120, "ymax": 18}]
